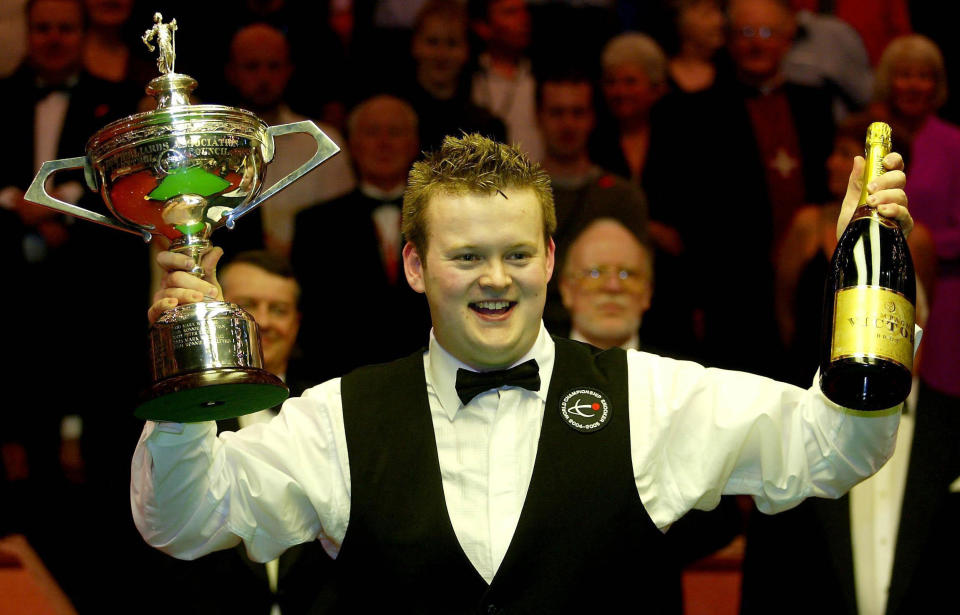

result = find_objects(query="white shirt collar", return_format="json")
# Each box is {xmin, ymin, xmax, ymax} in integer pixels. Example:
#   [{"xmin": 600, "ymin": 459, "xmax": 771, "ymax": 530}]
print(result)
[
  {"xmin": 359, "ymin": 182, "xmax": 405, "ymax": 202},
  {"xmin": 476, "ymin": 53, "xmax": 532, "ymax": 79},
  {"xmin": 569, "ymin": 329, "xmax": 639, "ymax": 351},
  {"xmin": 427, "ymin": 322, "xmax": 555, "ymax": 420},
  {"xmin": 35, "ymin": 73, "xmax": 80, "ymax": 90}
]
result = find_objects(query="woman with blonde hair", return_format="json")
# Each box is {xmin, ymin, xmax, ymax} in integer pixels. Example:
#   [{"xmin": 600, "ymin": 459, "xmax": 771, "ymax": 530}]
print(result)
[
  {"xmin": 594, "ymin": 32, "xmax": 669, "ymax": 183},
  {"xmin": 872, "ymin": 34, "xmax": 960, "ymax": 401},
  {"xmin": 872, "ymin": 34, "xmax": 949, "ymax": 137}
]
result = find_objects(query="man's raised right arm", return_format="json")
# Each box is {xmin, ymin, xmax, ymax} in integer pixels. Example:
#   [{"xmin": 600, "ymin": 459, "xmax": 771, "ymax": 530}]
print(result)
[
  {"xmin": 130, "ymin": 248, "xmax": 352, "ymax": 562},
  {"xmin": 130, "ymin": 382, "xmax": 352, "ymax": 562}
]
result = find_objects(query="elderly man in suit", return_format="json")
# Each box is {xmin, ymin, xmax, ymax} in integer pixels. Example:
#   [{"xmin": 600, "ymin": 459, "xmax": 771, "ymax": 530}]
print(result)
[{"xmin": 291, "ymin": 95, "xmax": 431, "ymax": 382}]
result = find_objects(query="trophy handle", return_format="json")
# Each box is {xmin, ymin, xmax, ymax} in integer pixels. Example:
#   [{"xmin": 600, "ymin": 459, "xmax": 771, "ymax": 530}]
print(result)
[
  {"xmin": 223, "ymin": 120, "xmax": 340, "ymax": 229},
  {"xmin": 25, "ymin": 157, "xmax": 153, "ymax": 242}
]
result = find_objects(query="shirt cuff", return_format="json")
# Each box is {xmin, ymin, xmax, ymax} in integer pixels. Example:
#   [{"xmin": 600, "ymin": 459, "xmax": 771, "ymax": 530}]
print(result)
[{"xmin": 146, "ymin": 420, "xmax": 216, "ymax": 445}]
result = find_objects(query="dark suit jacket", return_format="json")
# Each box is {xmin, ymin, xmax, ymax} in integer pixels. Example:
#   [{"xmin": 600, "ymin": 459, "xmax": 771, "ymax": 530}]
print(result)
[
  {"xmin": 640, "ymin": 79, "xmax": 835, "ymax": 377},
  {"xmin": 740, "ymin": 382, "xmax": 960, "ymax": 615},
  {"xmin": 144, "ymin": 538, "xmax": 335, "ymax": 615},
  {"xmin": 0, "ymin": 66, "xmax": 137, "ymax": 195},
  {"xmin": 0, "ymin": 66, "xmax": 154, "ymax": 611},
  {"xmin": 385, "ymin": 76, "xmax": 507, "ymax": 155},
  {"xmin": 291, "ymin": 189, "xmax": 431, "ymax": 383},
  {"xmin": 0, "ymin": 66, "xmax": 148, "ymax": 472}
]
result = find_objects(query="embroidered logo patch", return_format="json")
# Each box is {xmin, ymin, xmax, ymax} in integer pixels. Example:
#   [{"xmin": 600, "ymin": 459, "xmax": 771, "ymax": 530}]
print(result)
[{"xmin": 559, "ymin": 387, "xmax": 611, "ymax": 433}]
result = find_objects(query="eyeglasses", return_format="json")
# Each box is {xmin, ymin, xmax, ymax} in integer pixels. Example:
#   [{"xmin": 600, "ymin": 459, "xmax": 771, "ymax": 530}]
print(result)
[
  {"xmin": 735, "ymin": 26, "xmax": 774, "ymax": 39},
  {"xmin": 569, "ymin": 265, "xmax": 647, "ymax": 291}
]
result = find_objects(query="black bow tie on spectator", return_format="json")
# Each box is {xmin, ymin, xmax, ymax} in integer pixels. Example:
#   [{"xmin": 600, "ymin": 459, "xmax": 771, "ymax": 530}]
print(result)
[
  {"xmin": 33, "ymin": 81, "xmax": 72, "ymax": 102},
  {"xmin": 455, "ymin": 359, "xmax": 540, "ymax": 405}
]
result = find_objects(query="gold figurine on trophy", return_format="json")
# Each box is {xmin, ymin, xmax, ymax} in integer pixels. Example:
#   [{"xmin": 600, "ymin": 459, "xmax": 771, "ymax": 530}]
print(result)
[{"xmin": 142, "ymin": 12, "xmax": 178, "ymax": 74}]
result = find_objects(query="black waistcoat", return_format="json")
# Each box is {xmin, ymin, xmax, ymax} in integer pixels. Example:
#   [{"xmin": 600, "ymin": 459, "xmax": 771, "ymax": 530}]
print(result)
[{"xmin": 335, "ymin": 337, "xmax": 671, "ymax": 614}]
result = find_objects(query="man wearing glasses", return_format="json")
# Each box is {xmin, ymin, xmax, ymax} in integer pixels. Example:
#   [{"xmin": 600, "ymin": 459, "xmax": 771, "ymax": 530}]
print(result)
[{"xmin": 559, "ymin": 218, "xmax": 653, "ymax": 351}]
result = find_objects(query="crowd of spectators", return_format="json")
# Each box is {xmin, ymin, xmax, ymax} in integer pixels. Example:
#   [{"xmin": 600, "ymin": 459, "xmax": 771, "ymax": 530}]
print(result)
[{"xmin": 1, "ymin": 0, "xmax": 957, "ymax": 613}]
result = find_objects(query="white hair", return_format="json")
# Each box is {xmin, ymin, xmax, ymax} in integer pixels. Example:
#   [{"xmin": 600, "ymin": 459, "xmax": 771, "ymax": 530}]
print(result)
[{"xmin": 601, "ymin": 32, "xmax": 668, "ymax": 87}]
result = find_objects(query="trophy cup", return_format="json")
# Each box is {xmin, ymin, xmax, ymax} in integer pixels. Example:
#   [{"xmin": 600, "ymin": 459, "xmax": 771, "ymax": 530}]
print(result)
[{"xmin": 24, "ymin": 14, "xmax": 340, "ymax": 422}]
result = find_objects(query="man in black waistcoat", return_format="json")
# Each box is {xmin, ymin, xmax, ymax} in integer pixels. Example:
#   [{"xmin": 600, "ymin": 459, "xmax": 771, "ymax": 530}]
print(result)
[{"xmin": 132, "ymin": 134, "xmax": 912, "ymax": 614}]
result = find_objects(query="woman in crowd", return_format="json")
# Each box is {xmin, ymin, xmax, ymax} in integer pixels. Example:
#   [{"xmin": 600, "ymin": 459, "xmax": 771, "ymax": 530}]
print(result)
[
  {"xmin": 398, "ymin": 0, "xmax": 505, "ymax": 154},
  {"xmin": 868, "ymin": 34, "xmax": 960, "ymax": 401},
  {"xmin": 664, "ymin": 0, "xmax": 728, "ymax": 94},
  {"xmin": 82, "ymin": 0, "xmax": 154, "ymax": 85},
  {"xmin": 592, "ymin": 32, "xmax": 668, "ymax": 184}
]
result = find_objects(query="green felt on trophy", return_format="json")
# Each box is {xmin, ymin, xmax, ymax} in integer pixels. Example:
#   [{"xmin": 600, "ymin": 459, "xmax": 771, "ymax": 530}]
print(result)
[
  {"xmin": 148, "ymin": 166, "xmax": 231, "ymax": 200},
  {"xmin": 175, "ymin": 222, "xmax": 207, "ymax": 235},
  {"xmin": 136, "ymin": 380, "xmax": 289, "ymax": 422}
]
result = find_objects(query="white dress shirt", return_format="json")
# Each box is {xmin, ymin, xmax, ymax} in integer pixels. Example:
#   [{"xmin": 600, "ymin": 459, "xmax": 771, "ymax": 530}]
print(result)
[
  {"xmin": 850, "ymin": 388, "xmax": 916, "ymax": 615},
  {"xmin": 235, "ymin": 406, "xmax": 283, "ymax": 615},
  {"xmin": 258, "ymin": 105, "xmax": 355, "ymax": 254},
  {"xmin": 1, "ymin": 84, "xmax": 83, "ymax": 211},
  {"xmin": 132, "ymin": 323, "xmax": 900, "ymax": 584},
  {"xmin": 365, "ymin": 183, "xmax": 403, "ymax": 281},
  {"xmin": 471, "ymin": 54, "xmax": 544, "ymax": 162},
  {"xmin": 569, "ymin": 328, "xmax": 639, "ymax": 351},
  {"xmin": 34, "ymin": 89, "xmax": 69, "ymax": 175}
]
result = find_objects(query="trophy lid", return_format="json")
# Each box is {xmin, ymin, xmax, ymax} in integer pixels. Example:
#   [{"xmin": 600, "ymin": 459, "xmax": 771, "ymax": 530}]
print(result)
[
  {"xmin": 147, "ymin": 73, "xmax": 198, "ymax": 109},
  {"xmin": 85, "ymin": 13, "xmax": 271, "ymax": 163}
]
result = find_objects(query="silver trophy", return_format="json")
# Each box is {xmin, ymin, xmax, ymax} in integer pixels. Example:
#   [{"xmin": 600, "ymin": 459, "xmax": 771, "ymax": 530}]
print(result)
[{"xmin": 25, "ymin": 14, "xmax": 339, "ymax": 422}]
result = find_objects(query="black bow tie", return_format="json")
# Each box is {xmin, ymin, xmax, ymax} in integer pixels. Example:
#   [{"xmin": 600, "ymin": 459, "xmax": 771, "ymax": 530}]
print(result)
[
  {"xmin": 34, "ymin": 85, "xmax": 70, "ymax": 102},
  {"xmin": 455, "ymin": 359, "xmax": 540, "ymax": 405}
]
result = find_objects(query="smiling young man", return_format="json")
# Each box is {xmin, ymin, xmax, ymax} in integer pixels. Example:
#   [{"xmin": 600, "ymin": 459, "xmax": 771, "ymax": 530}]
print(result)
[
  {"xmin": 400, "ymin": 136, "xmax": 556, "ymax": 370},
  {"xmin": 134, "ymin": 134, "xmax": 913, "ymax": 613}
]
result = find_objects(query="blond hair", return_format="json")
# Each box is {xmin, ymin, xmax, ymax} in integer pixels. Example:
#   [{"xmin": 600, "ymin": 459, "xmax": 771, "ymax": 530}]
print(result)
[
  {"xmin": 402, "ymin": 133, "xmax": 556, "ymax": 255},
  {"xmin": 875, "ymin": 34, "xmax": 948, "ymax": 111},
  {"xmin": 601, "ymin": 32, "xmax": 668, "ymax": 87}
]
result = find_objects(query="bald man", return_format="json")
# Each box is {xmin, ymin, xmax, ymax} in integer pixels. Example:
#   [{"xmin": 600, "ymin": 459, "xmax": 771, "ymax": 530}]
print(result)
[
  {"xmin": 226, "ymin": 22, "xmax": 355, "ymax": 255},
  {"xmin": 559, "ymin": 218, "xmax": 653, "ymax": 350},
  {"xmin": 559, "ymin": 218, "xmax": 744, "ymax": 614},
  {"xmin": 291, "ymin": 95, "xmax": 431, "ymax": 381}
]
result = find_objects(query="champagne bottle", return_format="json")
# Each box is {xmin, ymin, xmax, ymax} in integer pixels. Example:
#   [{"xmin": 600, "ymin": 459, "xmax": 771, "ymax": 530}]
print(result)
[{"xmin": 819, "ymin": 122, "xmax": 915, "ymax": 411}]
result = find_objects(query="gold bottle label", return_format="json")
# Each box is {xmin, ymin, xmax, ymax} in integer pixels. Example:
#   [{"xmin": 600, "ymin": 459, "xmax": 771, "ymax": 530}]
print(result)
[{"xmin": 831, "ymin": 286, "xmax": 915, "ymax": 370}]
